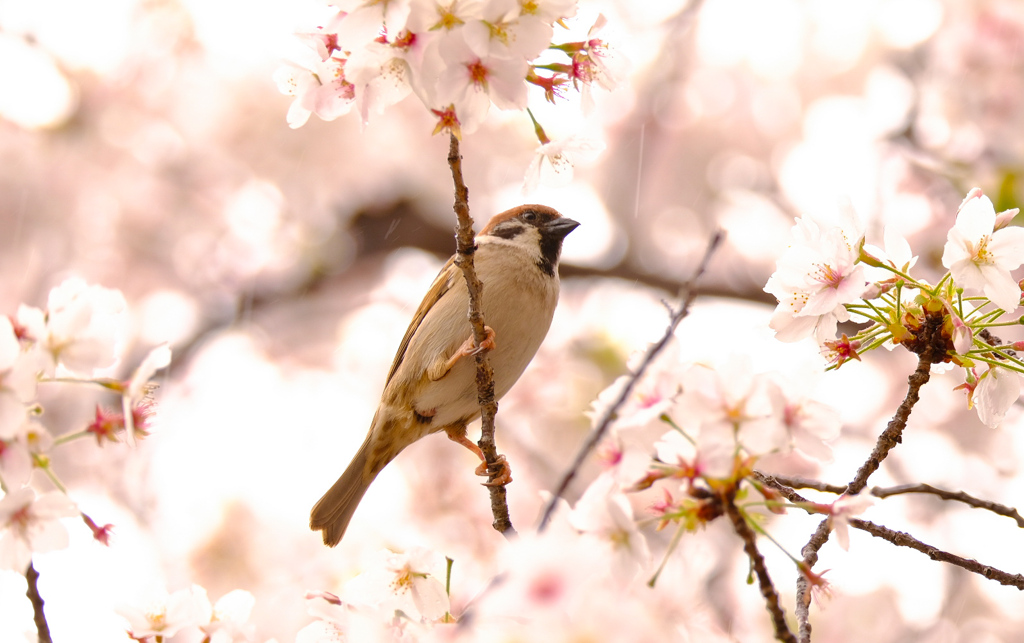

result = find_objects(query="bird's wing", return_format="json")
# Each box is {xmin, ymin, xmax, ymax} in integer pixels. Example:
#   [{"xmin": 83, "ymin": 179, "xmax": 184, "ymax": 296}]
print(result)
[{"xmin": 384, "ymin": 255, "xmax": 459, "ymax": 385}]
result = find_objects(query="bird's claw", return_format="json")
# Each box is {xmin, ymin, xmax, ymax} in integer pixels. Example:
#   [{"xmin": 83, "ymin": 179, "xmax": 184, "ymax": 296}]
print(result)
[
  {"xmin": 476, "ymin": 454, "xmax": 512, "ymax": 487},
  {"xmin": 467, "ymin": 325, "xmax": 496, "ymax": 356}
]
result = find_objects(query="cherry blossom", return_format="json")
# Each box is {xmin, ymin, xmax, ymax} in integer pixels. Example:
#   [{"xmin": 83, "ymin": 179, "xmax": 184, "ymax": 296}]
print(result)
[
  {"xmin": 764, "ymin": 214, "xmax": 868, "ymax": 344},
  {"xmin": 518, "ymin": 0, "xmax": 578, "ymax": 23},
  {"xmin": 568, "ymin": 472, "xmax": 651, "ymax": 579},
  {"xmin": 0, "ymin": 316, "xmax": 38, "ymax": 439},
  {"xmin": 828, "ymin": 493, "xmax": 874, "ymax": 551},
  {"xmin": 654, "ymin": 429, "xmax": 732, "ymax": 482},
  {"xmin": 340, "ymin": 547, "xmax": 450, "ymax": 621},
  {"xmin": 273, "ymin": 56, "xmax": 356, "ymax": 129},
  {"xmin": 332, "ymin": 0, "xmax": 413, "ymax": 51},
  {"xmin": 123, "ymin": 343, "xmax": 171, "ymax": 445},
  {"xmin": 566, "ymin": 14, "xmax": 628, "ymax": 111},
  {"xmin": 17, "ymin": 278, "xmax": 127, "ymax": 376},
  {"xmin": 116, "ymin": 584, "xmax": 210, "ymax": 640},
  {"xmin": 462, "ymin": 0, "xmax": 552, "ymax": 61},
  {"xmin": 942, "ymin": 187, "xmax": 1024, "ymax": 312},
  {"xmin": 0, "ymin": 487, "xmax": 78, "ymax": 572},
  {"xmin": 0, "ymin": 423, "xmax": 34, "ymax": 489},
  {"xmin": 436, "ymin": 31, "xmax": 529, "ymax": 131},
  {"xmin": 522, "ymin": 133, "xmax": 605, "ymax": 192},
  {"xmin": 678, "ymin": 357, "xmax": 787, "ymax": 467},
  {"xmin": 199, "ymin": 588, "xmax": 258, "ymax": 643},
  {"xmin": 765, "ymin": 374, "xmax": 842, "ymax": 462},
  {"xmin": 406, "ymin": 0, "xmax": 483, "ymax": 33},
  {"xmin": 973, "ymin": 364, "xmax": 1021, "ymax": 428}
]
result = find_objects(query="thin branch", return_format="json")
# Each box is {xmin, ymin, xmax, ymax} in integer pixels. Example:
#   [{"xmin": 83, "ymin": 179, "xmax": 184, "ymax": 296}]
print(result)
[
  {"xmin": 762, "ymin": 474, "xmax": 846, "ymax": 495},
  {"xmin": 850, "ymin": 518, "xmax": 1024, "ymax": 589},
  {"xmin": 447, "ymin": 133, "xmax": 515, "ymax": 537},
  {"xmin": 794, "ymin": 519, "xmax": 830, "ymax": 643},
  {"xmin": 537, "ymin": 231, "xmax": 724, "ymax": 531},
  {"xmin": 794, "ymin": 352, "xmax": 932, "ymax": 643},
  {"xmin": 758, "ymin": 473, "xmax": 1024, "ymax": 529},
  {"xmin": 869, "ymin": 483, "xmax": 1024, "ymax": 528},
  {"xmin": 846, "ymin": 354, "xmax": 932, "ymax": 495},
  {"xmin": 724, "ymin": 497, "xmax": 798, "ymax": 643},
  {"xmin": 26, "ymin": 561, "xmax": 52, "ymax": 643}
]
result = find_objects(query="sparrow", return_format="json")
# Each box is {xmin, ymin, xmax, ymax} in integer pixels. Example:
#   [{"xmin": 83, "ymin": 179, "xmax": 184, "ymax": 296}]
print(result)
[{"xmin": 311, "ymin": 204, "xmax": 579, "ymax": 546}]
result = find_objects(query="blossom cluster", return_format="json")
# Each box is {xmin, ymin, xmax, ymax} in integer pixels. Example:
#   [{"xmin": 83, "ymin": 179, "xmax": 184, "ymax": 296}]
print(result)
[
  {"xmin": 0, "ymin": 278, "xmax": 170, "ymax": 574},
  {"xmin": 274, "ymin": 0, "xmax": 623, "ymax": 189},
  {"xmin": 296, "ymin": 494, "xmax": 723, "ymax": 642},
  {"xmin": 765, "ymin": 188, "xmax": 1024, "ymax": 428},
  {"xmin": 291, "ymin": 337, "xmax": 862, "ymax": 641}
]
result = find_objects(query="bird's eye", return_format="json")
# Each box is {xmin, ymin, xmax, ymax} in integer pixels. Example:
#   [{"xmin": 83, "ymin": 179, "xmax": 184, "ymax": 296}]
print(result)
[{"xmin": 522, "ymin": 210, "xmax": 538, "ymax": 223}]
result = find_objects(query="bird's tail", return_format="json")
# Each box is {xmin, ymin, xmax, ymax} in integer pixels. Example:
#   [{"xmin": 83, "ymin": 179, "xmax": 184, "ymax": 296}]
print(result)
[{"xmin": 310, "ymin": 435, "xmax": 380, "ymax": 547}]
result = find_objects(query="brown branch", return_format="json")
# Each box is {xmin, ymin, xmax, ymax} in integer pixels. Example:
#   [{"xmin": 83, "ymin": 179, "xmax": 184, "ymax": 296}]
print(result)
[
  {"xmin": 846, "ymin": 354, "xmax": 932, "ymax": 496},
  {"xmin": 447, "ymin": 133, "xmax": 515, "ymax": 537},
  {"xmin": 724, "ymin": 496, "xmax": 798, "ymax": 643},
  {"xmin": 763, "ymin": 474, "xmax": 846, "ymax": 495},
  {"xmin": 26, "ymin": 561, "xmax": 52, "ymax": 643},
  {"xmin": 537, "ymin": 231, "xmax": 724, "ymax": 531},
  {"xmin": 869, "ymin": 484, "xmax": 1024, "ymax": 528},
  {"xmin": 794, "ymin": 352, "xmax": 932, "ymax": 642},
  {"xmin": 759, "ymin": 471, "xmax": 1024, "ymax": 529},
  {"xmin": 850, "ymin": 518, "xmax": 1024, "ymax": 589}
]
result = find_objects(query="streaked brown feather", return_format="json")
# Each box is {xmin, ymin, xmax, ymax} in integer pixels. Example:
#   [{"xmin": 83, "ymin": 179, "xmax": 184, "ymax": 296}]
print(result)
[{"xmin": 384, "ymin": 256, "xmax": 458, "ymax": 385}]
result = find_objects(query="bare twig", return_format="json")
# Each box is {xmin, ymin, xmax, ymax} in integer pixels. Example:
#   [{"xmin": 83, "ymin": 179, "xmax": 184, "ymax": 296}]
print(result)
[
  {"xmin": 723, "ymin": 496, "xmax": 798, "ymax": 643},
  {"xmin": 26, "ymin": 561, "xmax": 52, "ymax": 643},
  {"xmin": 794, "ymin": 353, "xmax": 932, "ymax": 642},
  {"xmin": 447, "ymin": 133, "xmax": 515, "ymax": 537},
  {"xmin": 850, "ymin": 518, "xmax": 1024, "ymax": 589},
  {"xmin": 537, "ymin": 231, "xmax": 724, "ymax": 531},
  {"xmin": 869, "ymin": 484, "xmax": 1024, "ymax": 528},
  {"xmin": 756, "ymin": 472, "xmax": 1024, "ymax": 594},
  {"xmin": 761, "ymin": 474, "xmax": 846, "ymax": 495},
  {"xmin": 846, "ymin": 354, "xmax": 932, "ymax": 496},
  {"xmin": 758, "ymin": 472, "xmax": 1024, "ymax": 529}
]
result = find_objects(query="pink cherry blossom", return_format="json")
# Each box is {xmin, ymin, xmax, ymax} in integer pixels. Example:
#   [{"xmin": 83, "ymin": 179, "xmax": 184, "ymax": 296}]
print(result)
[
  {"xmin": 765, "ymin": 214, "xmax": 868, "ymax": 344},
  {"xmin": 274, "ymin": 56, "xmax": 356, "ymax": 129}
]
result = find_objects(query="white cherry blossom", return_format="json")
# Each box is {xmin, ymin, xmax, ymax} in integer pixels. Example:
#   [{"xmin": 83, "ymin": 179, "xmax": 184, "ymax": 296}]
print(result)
[
  {"xmin": 765, "ymin": 374, "xmax": 841, "ymax": 463},
  {"xmin": 341, "ymin": 547, "xmax": 450, "ymax": 621},
  {"xmin": 0, "ymin": 487, "xmax": 78, "ymax": 572},
  {"xmin": 942, "ymin": 188, "xmax": 1024, "ymax": 312},
  {"xmin": 462, "ymin": 0, "xmax": 552, "ymax": 61},
  {"xmin": 16, "ymin": 278, "xmax": 127, "ymax": 376},
  {"xmin": 123, "ymin": 343, "xmax": 171, "ymax": 445},
  {"xmin": 974, "ymin": 364, "xmax": 1021, "ymax": 428},
  {"xmin": 117, "ymin": 585, "xmax": 210, "ymax": 640},
  {"xmin": 435, "ymin": 31, "xmax": 529, "ymax": 131},
  {"xmin": 522, "ymin": 133, "xmax": 605, "ymax": 193},
  {"xmin": 568, "ymin": 472, "xmax": 651, "ymax": 579},
  {"xmin": 0, "ymin": 316, "xmax": 39, "ymax": 439}
]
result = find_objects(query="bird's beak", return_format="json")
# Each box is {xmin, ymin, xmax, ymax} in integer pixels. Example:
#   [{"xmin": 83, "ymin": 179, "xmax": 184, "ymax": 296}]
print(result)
[{"xmin": 545, "ymin": 217, "xmax": 580, "ymax": 239}]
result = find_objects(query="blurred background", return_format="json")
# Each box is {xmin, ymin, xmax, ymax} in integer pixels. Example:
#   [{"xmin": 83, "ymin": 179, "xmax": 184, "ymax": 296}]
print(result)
[{"xmin": 2, "ymin": 0, "xmax": 1024, "ymax": 640}]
